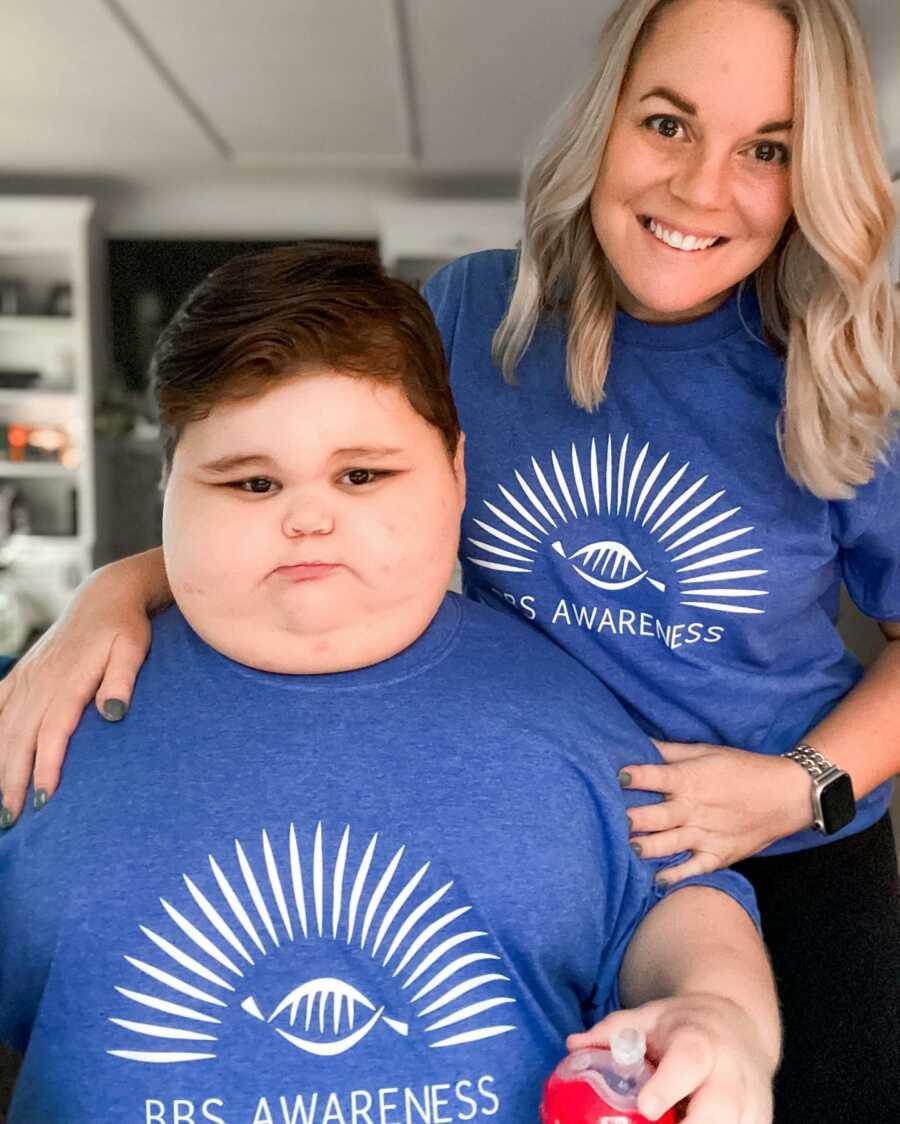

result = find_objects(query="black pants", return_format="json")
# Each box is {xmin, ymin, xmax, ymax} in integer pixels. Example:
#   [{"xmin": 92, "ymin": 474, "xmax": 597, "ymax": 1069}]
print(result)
[{"xmin": 734, "ymin": 814, "xmax": 900, "ymax": 1124}]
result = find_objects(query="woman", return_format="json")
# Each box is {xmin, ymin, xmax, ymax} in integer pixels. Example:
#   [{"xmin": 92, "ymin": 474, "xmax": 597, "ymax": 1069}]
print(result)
[{"xmin": 1, "ymin": 0, "xmax": 898, "ymax": 1120}]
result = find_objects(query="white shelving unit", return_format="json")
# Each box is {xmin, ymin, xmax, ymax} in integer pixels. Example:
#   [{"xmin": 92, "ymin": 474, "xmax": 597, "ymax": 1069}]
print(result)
[{"xmin": 0, "ymin": 197, "xmax": 106, "ymax": 639}]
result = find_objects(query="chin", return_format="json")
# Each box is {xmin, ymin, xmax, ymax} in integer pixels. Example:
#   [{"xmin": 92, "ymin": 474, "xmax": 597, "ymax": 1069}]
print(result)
[{"xmin": 624, "ymin": 280, "xmax": 726, "ymax": 318}]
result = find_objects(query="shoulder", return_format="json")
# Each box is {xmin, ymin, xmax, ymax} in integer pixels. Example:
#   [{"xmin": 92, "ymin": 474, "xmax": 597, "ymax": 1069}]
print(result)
[
  {"xmin": 449, "ymin": 594, "xmax": 655, "ymax": 773},
  {"xmin": 423, "ymin": 249, "xmax": 518, "ymax": 343},
  {"xmin": 425, "ymin": 248, "xmax": 518, "ymax": 304}
]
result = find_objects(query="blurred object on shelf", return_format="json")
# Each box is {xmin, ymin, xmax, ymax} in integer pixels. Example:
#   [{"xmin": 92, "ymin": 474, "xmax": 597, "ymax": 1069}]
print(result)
[
  {"xmin": 0, "ymin": 485, "xmax": 35, "ymax": 655},
  {"xmin": 0, "ymin": 369, "xmax": 41, "ymax": 390},
  {"xmin": 0, "ymin": 276, "xmax": 73, "ymax": 319},
  {"xmin": 45, "ymin": 282, "xmax": 73, "ymax": 317},
  {"xmin": 0, "ymin": 565, "xmax": 32, "ymax": 656},
  {"xmin": 0, "ymin": 422, "xmax": 76, "ymax": 467},
  {"xmin": 0, "ymin": 279, "xmax": 25, "ymax": 316},
  {"xmin": 0, "ymin": 484, "xmax": 31, "ymax": 539},
  {"xmin": 0, "ymin": 478, "xmax": 76, "ymax": 537}
]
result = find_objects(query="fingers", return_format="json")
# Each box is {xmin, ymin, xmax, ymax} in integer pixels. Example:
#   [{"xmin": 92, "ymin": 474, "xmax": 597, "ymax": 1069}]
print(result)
[
  {"xmin": 675, "ymin": 1076, "xmax": 753, "ymax": 1124},
  {"xmin": 620, "ymin": 762, "xmax": 680, "ymax": 794},
  {"xmin": 567, "ymin": 1001, "xmax": 663, "ymax": 1052},
  {"xmin": 637, "ymin": 1025, "xmax": 715, "ymax": 1118},
  {"xmin": 0, "ymin": 682, "xmax": 44, "ymax": 824},
  {"xmin": 650, "ymin": 739, "xmax": 711, "ymax": 762},
  {"xmin": 93, "ymin": 632, "xmax": 146, "ymax": 722},
  {"xmin": 654, "ymin": 850, "xmax": 724, "ymax": 885},
  {"xmin": 628, "ymin": 798, "xmax": 688, "ymax": 834},
  {"xmin": 629, "ymin": 828, "xmax": 696, "ymax": 861},
  {"xmin": 33, "ymin": 678, "xmax": 100, "ymax": 801}
]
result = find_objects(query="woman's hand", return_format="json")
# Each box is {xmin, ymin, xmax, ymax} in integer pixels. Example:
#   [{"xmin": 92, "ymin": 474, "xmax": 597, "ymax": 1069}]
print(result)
[
  {"xmin": 568, "ymin": 993, "xmax": 775, "ymax": 1124},
  {"xmin": 0, "ymin": 563, "xmax": 154, "ymax": 826},
  {"xmin": 620, "ymin": 740, "xmax": 812, "ymax": 882}
]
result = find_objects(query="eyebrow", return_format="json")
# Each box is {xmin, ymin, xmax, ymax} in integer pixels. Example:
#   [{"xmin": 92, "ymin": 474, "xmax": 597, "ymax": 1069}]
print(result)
[
  {"xmin": 331, "ymin": 446, "xmax": 405, "ymax": 458},
  {"xmin": 198, "ymin": 454, "xmax": 278, "ymax": 474},
  {"xmin": 640, "ymin": 86, "xmax": 793, "ymax": 134},
  {"xmin": 197, "ymin": 447, "xmax": 405, "ymax": 473}
]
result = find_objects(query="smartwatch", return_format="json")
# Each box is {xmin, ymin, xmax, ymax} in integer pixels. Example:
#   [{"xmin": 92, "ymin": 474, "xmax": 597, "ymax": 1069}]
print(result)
[{"xmin": 782, "ymin": 743, "xmax": 856, "ymax": 835}]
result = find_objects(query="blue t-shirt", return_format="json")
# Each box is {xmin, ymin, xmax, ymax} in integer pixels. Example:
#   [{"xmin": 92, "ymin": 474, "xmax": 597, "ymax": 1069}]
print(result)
[
  {"xmin": 0, "ymin": 596, "xmax": 755, "ymax": 1123},
  {"xmin": 425, "ymin": 250, "xmax": 900, "ymax": 856}
]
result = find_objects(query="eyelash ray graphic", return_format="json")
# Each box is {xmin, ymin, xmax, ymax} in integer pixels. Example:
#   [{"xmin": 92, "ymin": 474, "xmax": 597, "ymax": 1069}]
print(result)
[
  {"xmin": 108, "ymin": 823, "xmax": 517, "ymax": 1063},
  {"xmin": 467, "ymin": 435, "xmax": 769, "ymax": 615}
]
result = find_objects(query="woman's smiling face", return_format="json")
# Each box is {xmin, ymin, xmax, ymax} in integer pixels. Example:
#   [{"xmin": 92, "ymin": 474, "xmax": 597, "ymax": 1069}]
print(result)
[{"xmin": 591, "ymin": 0, "xmax": 795, "ymax": 322}]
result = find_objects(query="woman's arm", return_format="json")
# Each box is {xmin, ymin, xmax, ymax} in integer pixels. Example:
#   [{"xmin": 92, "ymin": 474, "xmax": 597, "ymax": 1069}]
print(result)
[
  {"xmin": 0, "ymin": 547, "xmax": 170, "ymax": 825},
  {"xmin": 620, "ymin": 622, "xmax": 900, "ymax": 882},
  {"xmin": 569, "ymin": 887, "xmax": 779, "ymax": 1124},
  {"xmin": 804, "ymin": 621, "xmax": 900, "ymax": 796}
]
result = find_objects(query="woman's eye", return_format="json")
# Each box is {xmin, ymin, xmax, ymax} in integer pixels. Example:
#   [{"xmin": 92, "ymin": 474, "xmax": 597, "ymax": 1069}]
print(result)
[
  {"xmin": 644, "ymin": 114, "xmax": 684, "ymax": 140},
  {"xmin": 752, "ymin": 141, "xmax": 790, "ymax": 166}
]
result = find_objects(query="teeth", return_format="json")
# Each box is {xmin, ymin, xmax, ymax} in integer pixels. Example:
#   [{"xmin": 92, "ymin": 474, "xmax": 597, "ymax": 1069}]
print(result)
[{"xmin": 647, "ymin": 218, "xmax": 719, "ymax": 251}]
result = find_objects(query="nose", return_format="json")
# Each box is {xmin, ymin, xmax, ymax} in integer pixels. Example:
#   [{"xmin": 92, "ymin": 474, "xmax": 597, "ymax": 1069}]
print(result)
[
  {"xmin": 668, "ymin": 142, "xmax": 732, "ymax": 214},
  {"xmin": 282, "ymin": 499, "xmax": 334, "ymax": 538}
]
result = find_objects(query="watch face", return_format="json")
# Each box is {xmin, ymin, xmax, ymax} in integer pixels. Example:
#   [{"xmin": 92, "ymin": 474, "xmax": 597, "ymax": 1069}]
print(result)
[{"xmin": 821, "ymin": 773, "xmax": 856, "ymax": 835}]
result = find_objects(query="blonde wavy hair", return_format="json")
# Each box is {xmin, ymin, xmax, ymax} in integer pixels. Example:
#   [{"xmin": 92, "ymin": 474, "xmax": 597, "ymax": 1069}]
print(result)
[{"xmin": 493, "ymin": 0, "xmax": 898, "ymax": 498}]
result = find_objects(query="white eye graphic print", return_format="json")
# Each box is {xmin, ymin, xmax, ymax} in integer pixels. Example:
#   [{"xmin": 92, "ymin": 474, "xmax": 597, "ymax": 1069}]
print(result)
[
  {"xmin": 107, "ymin": 823, "xmax": 517, "ymax": 1065},
  {"xmin": 551, "ymin": 540, "xmax": 666, "ymax": 593},
  {"xmin": 467, "ymin": 434, "xmax": 768, "ymax": 615},
  {"xmin": 248, "ymin": 976, "xmax": 407, "ymax": 1056}
]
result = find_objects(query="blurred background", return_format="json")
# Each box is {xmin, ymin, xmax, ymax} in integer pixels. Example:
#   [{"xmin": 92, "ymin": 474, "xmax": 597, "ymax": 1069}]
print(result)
[{"xmin": 0, "ymin": 0, "xmax": 896, "ymax": 1110}]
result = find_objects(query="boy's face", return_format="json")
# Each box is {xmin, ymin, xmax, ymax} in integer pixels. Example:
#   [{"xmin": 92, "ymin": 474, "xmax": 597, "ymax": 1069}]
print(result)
[{"xmin": 162, "ymin": 370, "xmax": 465, "ymax": 674}]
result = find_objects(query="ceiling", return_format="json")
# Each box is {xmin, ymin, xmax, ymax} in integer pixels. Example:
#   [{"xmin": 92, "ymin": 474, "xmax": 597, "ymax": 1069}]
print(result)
[{"xmin": 1, "ymin": 0, "xmax": 897, "ymax": 236}]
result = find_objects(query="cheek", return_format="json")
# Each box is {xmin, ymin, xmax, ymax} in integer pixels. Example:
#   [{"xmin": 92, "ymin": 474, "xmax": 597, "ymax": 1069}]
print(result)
[
  {"xmin": 164, "ymin": 494, "xmax": 263, "ymax": 593},
  {"xmin": 741, "ymin": 176, "xmax": 792, "ymax": 237}
]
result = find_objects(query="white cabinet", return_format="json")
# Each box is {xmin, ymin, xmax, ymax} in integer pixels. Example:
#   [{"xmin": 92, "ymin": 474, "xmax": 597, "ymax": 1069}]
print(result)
[
  {"xmin": 0, "ymin": 197, "xmax": 106, "ymax": 645},
  {"xmin": 377, "ymin": 199, "xmax": 521, "ymax": 289}
]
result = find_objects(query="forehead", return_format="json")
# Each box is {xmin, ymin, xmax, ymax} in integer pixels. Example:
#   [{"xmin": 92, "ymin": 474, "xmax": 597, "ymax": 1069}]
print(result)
[
  {"xmin": 626, "ymin": 0, "xmax": 795, "ymax": 118},
  {"xmin": 179, "ymin": 371, "xmax": 431, "ymax": 456}
]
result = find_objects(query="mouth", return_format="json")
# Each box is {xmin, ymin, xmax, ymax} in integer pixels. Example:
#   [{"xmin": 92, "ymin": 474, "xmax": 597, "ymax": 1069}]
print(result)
[
  {"xmin": 638, "ymin": 214, "xmax": 729, "ymax": 253},
  {"xmin": 274, "ymin": 562, "xmax": 341, "ymax": 583}
]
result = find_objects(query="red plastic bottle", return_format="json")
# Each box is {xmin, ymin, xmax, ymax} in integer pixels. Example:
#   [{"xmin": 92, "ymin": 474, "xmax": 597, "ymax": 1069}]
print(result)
[{"xmin": 540, "ymin": 1028, "xmax": 677, "ymax": 1123}]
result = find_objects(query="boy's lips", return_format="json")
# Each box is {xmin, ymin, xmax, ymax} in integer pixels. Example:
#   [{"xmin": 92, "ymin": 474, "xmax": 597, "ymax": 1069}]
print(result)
[{"xmin": 274, "ymin": 562, "xmax": 341, "ymax": 582}]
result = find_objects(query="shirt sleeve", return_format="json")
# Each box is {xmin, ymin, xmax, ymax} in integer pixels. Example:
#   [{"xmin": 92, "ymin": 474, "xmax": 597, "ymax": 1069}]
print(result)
[
  {"xmin": 580, "ymin": 726, "xmax": 760, "ymax": 1023},
  {"xmin": 423, "ymin": 259, "xmax": 463, "ymax": 362},
  {"xmin": 831, "ymin": 440, "xmax": 900, "ymax": 620}
]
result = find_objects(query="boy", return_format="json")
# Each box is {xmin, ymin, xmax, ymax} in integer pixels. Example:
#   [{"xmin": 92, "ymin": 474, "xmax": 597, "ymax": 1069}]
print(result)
[{"xmin": 0, "ymin": 246, "xmax": 777, "ymax": 1123}]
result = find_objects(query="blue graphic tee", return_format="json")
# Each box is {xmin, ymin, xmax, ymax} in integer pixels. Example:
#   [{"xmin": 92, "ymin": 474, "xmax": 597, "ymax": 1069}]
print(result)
[
  {"xmin": 0, "ymin": 597, "xmax": 755, "ymax": 1123},
  {"xmin": 425, "ymin": 250, "xmax": 900, "ymax": 855}
]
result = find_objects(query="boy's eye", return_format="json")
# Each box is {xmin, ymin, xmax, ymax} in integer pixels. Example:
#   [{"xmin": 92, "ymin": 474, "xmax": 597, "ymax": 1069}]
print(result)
[
  {"xmin": 643, "ymin": 114, "xmax": 684, "ymax": 140},
  {"xmin": 341, "ymin": 468, "xmax": 387, "ymax": 487},
  {"xmin": 230, "ymin": 477, "xmax": 276, "ymax": 494}
]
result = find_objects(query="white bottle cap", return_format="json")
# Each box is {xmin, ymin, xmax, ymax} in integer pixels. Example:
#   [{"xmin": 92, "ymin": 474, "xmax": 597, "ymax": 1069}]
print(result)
[{"xmin": 610, "ymin": 1027, "xmax": 646, "ymax": 1068}]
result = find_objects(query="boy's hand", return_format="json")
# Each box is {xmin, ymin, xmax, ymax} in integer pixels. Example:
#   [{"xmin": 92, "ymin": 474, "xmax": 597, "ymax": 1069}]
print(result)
[
  {"xmin": 567, "ymin": 993, "xmax": 775, "ymax": 1124},
  {"xmin": 0, "ymin": 566, "xmax": 151, "ymax": 826}
]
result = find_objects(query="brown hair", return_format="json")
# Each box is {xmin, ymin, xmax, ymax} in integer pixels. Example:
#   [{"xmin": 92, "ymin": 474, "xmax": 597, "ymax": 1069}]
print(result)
[{"xmin": 153, "ymin": 243, "xmax": 459, "ymax": 474}]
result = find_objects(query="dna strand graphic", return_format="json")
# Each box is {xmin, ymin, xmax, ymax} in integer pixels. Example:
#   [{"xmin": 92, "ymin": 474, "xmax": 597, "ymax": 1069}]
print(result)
[{"xmin": 552, "ymin": 540, "xmax": 666, "ymax": 593}]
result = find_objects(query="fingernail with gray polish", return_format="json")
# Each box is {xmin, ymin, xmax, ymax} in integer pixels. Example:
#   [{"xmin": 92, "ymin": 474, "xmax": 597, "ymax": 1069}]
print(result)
[
  {"xmin": 618, "ymin": 770, "xmax": 632, "ymax": 788},
  {"xmin": 33, "ymin": 789, "xmax": 48, "ymax": 811},
  {"xmin": 656, "ymin": 876, "xmax": 669, "ymax": 891},
  {"xmin": 0, "ymin": 806, "xmax": 14, "ymax": 829},
  {"xmin": 102, "ymin": 698, "xmax": 128, "ymax": 722},
  {"xmin": 630, "ymin": 840, "xmax": 642, "ymax": 857}
]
